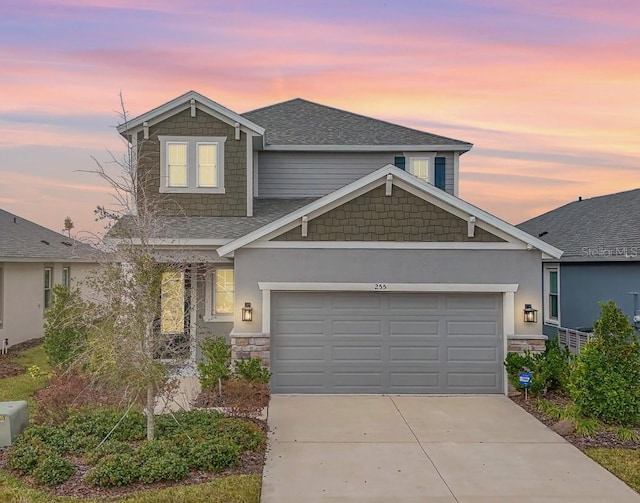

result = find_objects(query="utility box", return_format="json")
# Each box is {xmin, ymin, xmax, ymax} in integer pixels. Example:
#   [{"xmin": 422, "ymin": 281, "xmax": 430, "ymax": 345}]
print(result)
[{"xmin": 0, "ymin": 401, "xmax": 28, "ymax": 447}]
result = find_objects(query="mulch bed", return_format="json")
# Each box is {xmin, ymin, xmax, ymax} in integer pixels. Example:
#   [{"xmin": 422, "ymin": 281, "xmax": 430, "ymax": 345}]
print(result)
[
  {"xmin": 195, "ymin": 381, "xmax": 270, "ymax": 409},
  {"xmin": 510, "ymin": 391, "xmax": 640, "ymax": 451},
  {"xmin": 0, "ymin": 338, "xmax": 42, "ymax": 379}
]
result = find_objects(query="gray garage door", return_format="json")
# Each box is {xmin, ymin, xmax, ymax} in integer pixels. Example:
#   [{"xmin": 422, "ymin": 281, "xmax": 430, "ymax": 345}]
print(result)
[{"xmin": 271, "ymin": 292, "xmax": 503, "ymax": 394}]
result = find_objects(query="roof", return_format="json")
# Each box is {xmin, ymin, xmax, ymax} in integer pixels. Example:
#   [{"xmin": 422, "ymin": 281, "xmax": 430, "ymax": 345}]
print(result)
[
  {"xmin": 242, "ymin": 98, "xmax": 472, "ymax": 150},
  {"xmin": 517, "ymin": 188, "xmax": 640, "ymax": 261},
  {"xmin": 216, "ymin": 165, "xmax": 563, "ymax": 259},
  {"xmin": 108, "ymin": 198, "xmax": 318, "ymax": 242},
  {"xmin": 0, "ymin": 209, "xmax": 96, "ymax": 261},
  {"xmin": 117, "ymin": 90, "xmax": 265, "ymax": 136}
]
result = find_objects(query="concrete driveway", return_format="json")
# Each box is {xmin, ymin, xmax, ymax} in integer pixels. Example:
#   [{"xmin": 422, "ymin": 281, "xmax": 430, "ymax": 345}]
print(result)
[{"xmin": 261, "ymin": 395, "xmax": 640, "ymax": 502}]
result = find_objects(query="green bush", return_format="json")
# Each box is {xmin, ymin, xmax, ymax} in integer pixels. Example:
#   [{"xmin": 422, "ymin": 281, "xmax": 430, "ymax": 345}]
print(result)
[
  {"xmin": 15, "ymin": 425, "xmax": 73, "ymax": 455},
  {"xmin": 6, "ymin": 443, "xmax": 43, "ymax": 475},
  {"xmin": 85, "ymin": 440, "xmax": 134, "ymax": 465},
  {"xmin": 32, "ymin": 454, "xmax": 75, "ymax": 486},
  {"xmin": 68, "ymin": 434, "xmax": 101, "ymax": 454},
  {"xmin": 43, "ymin": 286, "xmax": 88, "ymax": 368},
  {"xmin": 504, "ymin": 338, "xmax": 572, "ymax": 394},
  {"xmin": 155, "ymin": 409, "xmax": 223, "ymax": 439},
  {"xmin": 86, "ymin": 453, "xmax": 141, "ymax": 487},
  {"xmin": 188, "ymin": 438, "xmax": 240, "ymax": 472},
  {"xmin": 569, "ymin": 301, "xmax": 640, "ymax": 425},
  {"xmin": 197, "ymin": 336, "xmax": 232, "ymax": 390},
  {"xmin": 216, "ymin": 418, "xmax": 265, "ymax": 451},
  {"xmin": 65, "ymin": 407, "xmax": 146, "ymax": 442},
  {"xmin": 234, "ymin": 358, "xmax": 271, "ymax": 384},
  {"xmin": 138, "ymin": 452, "xmax": 189, "ymax": 483}
]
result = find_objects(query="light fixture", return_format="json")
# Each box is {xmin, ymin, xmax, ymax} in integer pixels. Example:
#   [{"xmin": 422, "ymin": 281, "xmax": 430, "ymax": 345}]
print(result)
[
  {"xmin": 241, "ymin": 302, "xmax": 253, "ymax": 322},
  {"xmin": 524, "ymin": 304, "xmax": 538, "ymax": 323}
]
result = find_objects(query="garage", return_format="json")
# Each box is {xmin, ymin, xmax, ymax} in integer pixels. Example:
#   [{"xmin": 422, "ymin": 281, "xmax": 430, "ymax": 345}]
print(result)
[{"xmin": 270, "ymin": 291, "xmax": 504, "ymax": 394}]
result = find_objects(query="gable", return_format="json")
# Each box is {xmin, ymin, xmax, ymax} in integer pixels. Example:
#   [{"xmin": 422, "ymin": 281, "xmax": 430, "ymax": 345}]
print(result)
[{"xmin": 273, "ymin": 185, "xmax": 504, "ymax": 242}]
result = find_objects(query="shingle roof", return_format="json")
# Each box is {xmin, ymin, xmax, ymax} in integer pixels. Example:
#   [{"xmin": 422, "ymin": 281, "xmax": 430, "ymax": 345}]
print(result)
[
  {"xmin": 242, "ymin": 98, "xmax": 472, "ymax": 148},
  {"xmin": 109, "ymin": 198, "xmax": 318, "ymax": 240},
  {"xmin": 0, "ymin": 209, "xmax": 96, "ymax": 261},
  {"xmin": 517, "ymin": 188, "xmax": 640, "ymax": 260}
]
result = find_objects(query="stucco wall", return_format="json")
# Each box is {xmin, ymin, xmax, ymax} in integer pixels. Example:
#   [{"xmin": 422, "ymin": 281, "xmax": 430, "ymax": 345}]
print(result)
[
  {"xmin": 274, "ymin": 185, "xmax": 502, "ymax": 242},
  {"xmin": 232, "ymin": 248, "xmax": 544, "ymax": 336},
  {"xmin": 137, "ymin": 108, "xmax": 247, "ymax": 217}
]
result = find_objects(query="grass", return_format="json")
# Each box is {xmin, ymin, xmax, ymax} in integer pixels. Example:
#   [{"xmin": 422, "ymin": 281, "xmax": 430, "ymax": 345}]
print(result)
[
  {"xmin": 0, "ymin": 471, "xmax": 261, "ymax": 502},
  {"xmin": 587, "ymin": 449, "xmax": 640, "ymax": 493},
  {"xmin": 0, "ymin": 344, "xmax": 51, "ymax": 411}
]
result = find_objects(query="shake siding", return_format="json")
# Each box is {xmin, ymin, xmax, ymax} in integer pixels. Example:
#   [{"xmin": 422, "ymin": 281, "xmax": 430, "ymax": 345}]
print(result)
[{"xmin": 258, "ymin": 151, "xmax": 457, "ymax": 197}]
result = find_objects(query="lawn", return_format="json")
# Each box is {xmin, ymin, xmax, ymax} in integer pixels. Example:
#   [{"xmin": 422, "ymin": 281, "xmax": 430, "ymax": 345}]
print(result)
[
  {"xmin": 0, "ymin": 344, "xmax": 50, "ymax": 404},
  {"xmin": 587, "ymin": 449, "xmax": 640, "ymax": 493}
]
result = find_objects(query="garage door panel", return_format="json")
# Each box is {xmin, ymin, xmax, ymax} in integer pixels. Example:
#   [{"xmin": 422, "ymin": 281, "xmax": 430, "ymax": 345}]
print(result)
[
  {"xmin": 271, "ymin": 292, "xmax": 503, "ymax": 394},
  {"xmin": 389, "ymin": 346, "xmax": 440, "ymax": 362},
  {"xmin": 389, "ymin": 320, "xmax": 440, "ymax": 336}
]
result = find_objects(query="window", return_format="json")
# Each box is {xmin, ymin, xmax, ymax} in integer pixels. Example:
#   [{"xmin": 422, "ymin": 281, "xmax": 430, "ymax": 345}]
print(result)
[
  {"xmin": 159, "ymin": 136, "xmax": 226, "ymax": 193},
  {"xmin": 410, "ymin": 158, "xmax": 429, "ymax": 181},
  {"xmin": 62, "ymin": 267, "xmax": 70, "ymax": 288},
  {"xmin": 205, "ymin": 268, "xmax": 234, "ymax": 320},
  {"xmin": 0, "ymin": 265, "xmax": 3, "ymax": 329},
  {"xmin": 161, "ymin": 271, "xmax": 185, "ymax": 334},
  {"xmin": 44, "ymin": 267, "xmax": 52, "ymax": 309},
  {"xmin": 434, "ymin": 157, "xmax": 446, "ymax": 191},
  {"xmin": 544, "ymin": 265, "xmax": 560, "ymax": 325}
]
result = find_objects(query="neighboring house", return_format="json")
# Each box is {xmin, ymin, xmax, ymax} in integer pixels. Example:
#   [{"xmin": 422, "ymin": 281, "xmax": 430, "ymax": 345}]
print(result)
[
  {"xmin": 518, "ymin": 189, "xmax": 640, "ymax": 337},
  {"xmin": 0, "ymin": 209, "xmax": 97, "ymax": 347},
  {"xmin": 114, "ymin": 90, "xmax": 561, "ymax": 395}
]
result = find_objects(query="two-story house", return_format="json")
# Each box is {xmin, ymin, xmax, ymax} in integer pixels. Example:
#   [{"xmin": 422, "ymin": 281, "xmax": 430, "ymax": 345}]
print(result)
[{"xmin": 114, "ymin": 91, "xmax": 561, "ymax": 395}]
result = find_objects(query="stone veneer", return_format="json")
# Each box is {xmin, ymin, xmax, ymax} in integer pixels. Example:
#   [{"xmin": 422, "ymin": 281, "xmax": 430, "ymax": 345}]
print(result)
[
  {"xmin": 137, "ymin": 108, "xmax": 247, "ymax": 217},
  {"xmin": 274, "ymin": 185, "xmax": 504, "ymax": 242},
  {"xmin": 507, "ymin": 334, "xmax": 548, "ymax": 354},
  {"xmin": 231, "ymin": 335, "xmax": 270, "ymax": 367}
]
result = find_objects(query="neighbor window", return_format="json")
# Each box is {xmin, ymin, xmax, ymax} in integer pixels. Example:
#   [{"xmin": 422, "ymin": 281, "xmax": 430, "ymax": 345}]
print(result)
[
  {"xmin": 0, "ymin": 265, "xmax": 4, "ymax": 329},
  {"xmin": 205, "ymin": 268, "xmax": 234, "ymax": 320},
  {"xmin": 160, "ymin": 271, "xmax": 185, "ymax": 334},
  {"xmin": 159, "ymin": 136, "xmax": 226, "ymax": 193},
  {"xmin": 409, "ymin": 157, "xmax": 430, "ymax": 182},
  {"xmin": 44, "ymin": 267, "xmax": 52, "ymax": 309},
  {"xmin": 544, "ymin": 265, "xmax": 560, "ymax": 325},
  {"xmin": 62, "ymin": 267, "xmax": 70, "ymax": 288}
]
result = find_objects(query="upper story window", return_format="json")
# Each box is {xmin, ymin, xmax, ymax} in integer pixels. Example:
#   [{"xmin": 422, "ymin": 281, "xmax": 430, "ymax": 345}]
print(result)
[
  {"xmin": 159, "ymin": 136, "xmax": 226, "ymax": 194},
  {"xmin": 409, "ymin": 157, "xmax": 430, "ymax": 182}
]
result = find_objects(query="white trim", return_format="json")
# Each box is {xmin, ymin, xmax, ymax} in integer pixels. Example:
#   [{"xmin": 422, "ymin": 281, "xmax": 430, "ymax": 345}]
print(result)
[
  {"xmin": 262, "ymin": 289, "xmax": 271, "ymax": 334},
  {"xmin": 263, "ymin": 144, "xmax": 472, "ymax": 152},
  {"xmin": 408, "ymin": 155, "xmax": 433, "ymax": 183},
  {"xmin": 217, "ymin": 164, "xmax": 563, "ymax": 258},
  {"xmin": 503, "ymin": 291, "xmax": 515, "ymax": 395},
  {"xmin": 453, "ymin": 152, "xmax": 460, "ymax": 197},
  {"xmin": 246, "ymin": 135, "xmax": 253, "ymax": 217},
  {"xmin": 246, "ymin": 241, "xmax": 528, "ymax": 250},
  {"xmin": 189, "ymin": 266, "xmax": 197, "ymax": 364},
  {"xmin": 204, "ymin": 266, "xmax": 235, "ymax": 322},
  {"xmin": 543, "ymin": 263, "xmax": 560, "ymax": 326},
  {"xmin": 257, "ymin": 282, "xmax": 519, "ymax": 293},
  {"xmin": 253, "ymin": 150, "xmax": 259, "ymax": 197},
  {"xmin": 117, "ymin": 90, "xmax": 265, "ymax": 136},
  {"xmin": 109, "ymin": 238, "xmax": 231, "ymax": 246}
]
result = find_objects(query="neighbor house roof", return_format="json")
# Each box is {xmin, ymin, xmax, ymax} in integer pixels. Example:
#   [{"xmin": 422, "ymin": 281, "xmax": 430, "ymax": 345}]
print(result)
[
  {"xmin": 242, "ymin": 98, "xmax": 473, "ymax": 150},
  {"xmin": 108, "ymin": 198, "xmax": 318, "ymax": 243},
  {"xmin": 216, "ymin": 164, "xmax": 563, "ymax": 259},
  {"xmin": 517, "ymin": 188, "xmax": 640, "ymax": 261},
  {"xmin": 0, "ymin": 209, "xmax": 95, "ymax": 261}
]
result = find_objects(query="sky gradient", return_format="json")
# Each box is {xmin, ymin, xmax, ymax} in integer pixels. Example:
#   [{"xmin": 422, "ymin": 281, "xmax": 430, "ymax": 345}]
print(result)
[{"xmin": 1, "ymin": 0, "xmax": 639, "ymax": 237}]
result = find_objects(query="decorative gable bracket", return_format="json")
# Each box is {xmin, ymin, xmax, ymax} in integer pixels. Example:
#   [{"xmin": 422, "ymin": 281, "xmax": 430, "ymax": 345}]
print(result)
[
  {"xmin": 385, "ymin": 174, "xmax": 393, "ymax": 196},
  {"xmin": 468, "ymin": 215, "xmax": 476, "ymax": 238},
  {"xmin": 301, "ymin": 216, "xmax": 308, "ymax": 238}
]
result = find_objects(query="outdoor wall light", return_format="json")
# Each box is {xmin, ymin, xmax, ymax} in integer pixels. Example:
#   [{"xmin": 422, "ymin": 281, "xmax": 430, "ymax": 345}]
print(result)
[
  {"xmin": 241, "ymin": 302, "xmax": 253, "ymax": 322},
  {"xmin": 524, "ymin": 304, "xmax": 538, "ymax": 323}
]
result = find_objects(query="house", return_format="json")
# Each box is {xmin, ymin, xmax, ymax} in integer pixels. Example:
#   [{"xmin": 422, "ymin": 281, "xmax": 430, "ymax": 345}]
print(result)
[
  {"xmin": 518, "ymin": 189, "xmax": 640, "ymax": 337},
  {"xmin": 0, "ymin": 209, "xmax": 97, "ymax": 347},
  {"xmin": 114, "ymin": 90, "xmax": 562, "ymax": 394}
]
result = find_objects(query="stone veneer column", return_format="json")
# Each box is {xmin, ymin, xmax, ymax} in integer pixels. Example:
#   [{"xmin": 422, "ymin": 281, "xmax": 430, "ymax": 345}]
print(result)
[
  {"xmin": 231, "ymin": 335, "xmax": 271, "ymax": 367},
  {"xmin": 507, "ymin": 334, "xmax": 547, "ymax": 354}
]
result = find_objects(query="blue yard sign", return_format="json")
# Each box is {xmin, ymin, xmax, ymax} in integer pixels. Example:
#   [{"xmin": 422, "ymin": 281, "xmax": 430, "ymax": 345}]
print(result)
[{"xmin": 519, "ymin": 372, "xmax": 533, "ymax": 387}]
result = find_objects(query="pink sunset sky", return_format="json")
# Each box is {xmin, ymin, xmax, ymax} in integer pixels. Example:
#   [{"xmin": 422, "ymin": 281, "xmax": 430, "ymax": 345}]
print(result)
[{"xmin": 1, "ymin": 0, "xmax": 639, "ymax": 237}]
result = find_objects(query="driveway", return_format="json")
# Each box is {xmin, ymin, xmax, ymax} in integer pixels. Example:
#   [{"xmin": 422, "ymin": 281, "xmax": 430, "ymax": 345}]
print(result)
[{"xmin": 261, "ymin": 395, "xmax": 640, "ymax": 502}]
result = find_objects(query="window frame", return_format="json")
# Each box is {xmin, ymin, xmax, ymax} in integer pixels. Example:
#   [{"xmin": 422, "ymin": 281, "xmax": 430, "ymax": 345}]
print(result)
[
  {"xmin": 0, "ymin": 265, "xmax": 4, "ymax": 329},
  {"xmin": 166, "ymin": 141, "xmax": 189, "ymax": 188},
  {"xmin": 44, "ymin": 267, "xmax": 53, "ymax": 309},
  {"xmin": 408, "ymin": 155, "xmax": 435, "ymax": 184},
  {"xmin": 61, "ymin": 267, "xmax": 70, "ymax": 288},
  {"xmin": 204, "ymin": 267, "xmax": 235, "ymax": 322},
  {"xmin": 159, "ymin": 136, "xmax": 226, "ymax": 194},
  {"xmin": 543, "ymin": 264, "xmax": 560, "ymax": 325}
]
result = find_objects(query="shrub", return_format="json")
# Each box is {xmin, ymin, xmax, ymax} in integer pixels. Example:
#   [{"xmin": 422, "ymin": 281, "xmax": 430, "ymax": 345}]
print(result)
[
  {"xmin": 6, "ymin": 443, "xmax": 43, "ymax": 475},
  {"xmin": 86, "ymin": 453, "xmax": 141, "ymax": 487},
  {"xmin": 221, "ymin": 379, "xmax": 270, "ymax": 419},
  {"xmin": 43, "ymin": 286, "xmax": 88, "ymax": 368},
  {"xmin": 569, "ymin": 301, "xmax": 640, "ymax": 425},
  {"xmin": 155, "ymin": 409, "xmax": 223, "ymax": 439},
  {"xmin": 16, "ymin": 425, "xmax": 73, "ymax": 454},
  {"xmin": 85, "ymin": 440, "xmax": 134, "ymax": 465},
  {"xmin": 68, "ymin": 434, "xmax": 101, "ymax": 454},
  {"xmin": 234, "ymin": 358, "xmax": 271, "ymax": 384},
  {"xmin": 197, "ymin": 336, "xmax": 232, "ymax": 391},
  {"xmin": 504, "ymin": 338, "xmax": 572, "ymax": 394},
  {"xmin": 138, "ymin": 452, "xmax": 189, "ymax": 483},
  {"xmin": 65, "ymin": 406, "xmax": 146, "ymax": 442},
  {"xmin": 189, "ymin": 438, "xmax": 240, "ymax": 472},
  {"xmin": 216, "ymin": 418, "xmax": 265, "ymax": 451},
  {"xmin": 32, "ymin": 454, "xmax": 75, "ymax": 486}
]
